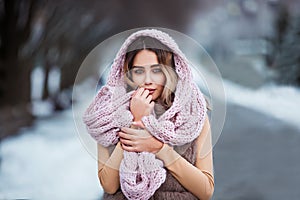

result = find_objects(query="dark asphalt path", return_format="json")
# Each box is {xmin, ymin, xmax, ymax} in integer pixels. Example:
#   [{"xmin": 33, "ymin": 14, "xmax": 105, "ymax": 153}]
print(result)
[{"xmin": 212, "ymin": 104, "xmax": 300, "ymax": 200}]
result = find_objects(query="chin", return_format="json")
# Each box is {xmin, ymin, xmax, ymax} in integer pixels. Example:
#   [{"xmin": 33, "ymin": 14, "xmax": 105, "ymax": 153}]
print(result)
[
  {"xmin": 151, "ymin": 96, "xmax": 158, "ymax": 101},
  {"xmin": 152, "ymin": 93, "xmax": 161, "ymax": 101}
]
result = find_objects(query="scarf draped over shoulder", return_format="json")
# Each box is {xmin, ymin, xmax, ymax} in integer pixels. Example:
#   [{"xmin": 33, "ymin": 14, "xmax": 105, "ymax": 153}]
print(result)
[{"xmin": 83, "ymin": 29, "xmax": 207, "ymax": 200}]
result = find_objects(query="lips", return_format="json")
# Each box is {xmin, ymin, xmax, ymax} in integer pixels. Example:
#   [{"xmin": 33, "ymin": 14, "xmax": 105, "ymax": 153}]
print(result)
[{"xmin": 145, "ymin": 88, "xmax": 156, "ymax": 94}]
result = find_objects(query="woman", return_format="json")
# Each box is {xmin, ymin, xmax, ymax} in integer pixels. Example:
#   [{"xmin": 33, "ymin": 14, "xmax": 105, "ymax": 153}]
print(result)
[{"xmin": 83, "ymin": 29, "xmax": 214, "ymax": 200}]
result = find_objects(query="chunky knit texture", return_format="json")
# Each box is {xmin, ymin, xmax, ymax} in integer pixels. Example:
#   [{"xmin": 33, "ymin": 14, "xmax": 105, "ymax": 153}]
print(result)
[
  {"xmin": 83, "ymin": 29, "xmax": 207, "ymax": 200},
  {"xmin": 103, "ymin": 139, "xmax": 199, "ymax": 200}
]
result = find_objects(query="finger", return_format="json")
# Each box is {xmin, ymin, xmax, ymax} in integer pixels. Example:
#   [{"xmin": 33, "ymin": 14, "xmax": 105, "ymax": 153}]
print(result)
[
  {"xmin": 118, "ymin": 131, "xmax": 134, "ymax": 140},
  {"xmin": 145, "ymin": 95, "xmax": 152, "ymax": 103},
  {"xmin": 134, "ymin": 87, "xmax": 144, "ymax": 97},
  {"xmin": 121, "ymin": 143, "xmax": 137, "ymax": 152},
  {"xmin": 131, "ymin": 86, "xmax": 141, "ymax": 97},
  {"xmin": 141, "ymin": 89, "xmax": 150, "ymax": 99},
  {"xmin": 121, "ymin": 127, "xmax": 140, "ymax": 136},
  {"xmin": 149, "ymin": 101, "xmax": 155, "ymax": 108},
  {"xmin": 131, "ymin": 90, "xmax": 138, "ymax": 97},
  {"xmin": 120, "ymin": 138, "xmax": 134, "ymax": 146}
]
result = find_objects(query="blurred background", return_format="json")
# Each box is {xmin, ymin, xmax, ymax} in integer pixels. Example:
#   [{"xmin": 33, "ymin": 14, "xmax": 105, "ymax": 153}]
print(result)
[{"xmin": 1, "ymin": 0, "xmax": 300, "ymax": 199}]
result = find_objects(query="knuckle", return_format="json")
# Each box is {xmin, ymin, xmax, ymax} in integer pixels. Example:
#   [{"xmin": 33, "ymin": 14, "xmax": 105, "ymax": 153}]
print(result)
[
  {"xmin": 135, "ymin": 146, "xmax": 141, "ymax": 152},
  {"xmin": 133, "ymin": 146, "xmax": 137, "ymax": 152}
]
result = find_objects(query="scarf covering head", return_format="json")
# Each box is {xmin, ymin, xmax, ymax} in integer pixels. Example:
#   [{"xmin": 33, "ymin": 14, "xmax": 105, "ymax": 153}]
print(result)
[{"xmin": 83, "ymin": 29, "xmax": 207, "ymax": 200}]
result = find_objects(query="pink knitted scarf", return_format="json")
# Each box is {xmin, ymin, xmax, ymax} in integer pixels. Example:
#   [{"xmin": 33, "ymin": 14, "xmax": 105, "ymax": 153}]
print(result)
[{"xmin": 83, "ymin": 29, "xmax": 207, "ymax": 200}]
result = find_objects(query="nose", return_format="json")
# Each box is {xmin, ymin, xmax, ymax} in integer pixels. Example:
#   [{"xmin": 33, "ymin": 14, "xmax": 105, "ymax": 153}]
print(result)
[{"xmin": 144, "ymin": 71, "xmax": 152, "ymax": 85}]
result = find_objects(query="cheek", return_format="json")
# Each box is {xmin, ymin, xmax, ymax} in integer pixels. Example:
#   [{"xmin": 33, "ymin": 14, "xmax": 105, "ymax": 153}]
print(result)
[
  {"xmin": 132, "ymin": 75, "xmax": 144, "ymax": 85},
  {"xmin": 157, "ymin": 85, "xmax": 164, "ymax": 94},
  {"xmin": 153, "ymin": 85, "xmax": 164, "ymax": 100},
  {"xmin": 152, "ymin": 74, "xmax": 166, "ymax": 86}
]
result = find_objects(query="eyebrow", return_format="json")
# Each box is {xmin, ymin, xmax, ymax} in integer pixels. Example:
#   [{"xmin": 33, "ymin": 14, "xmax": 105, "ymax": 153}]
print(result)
[{"xmin": 132, "ymin": 64, "xmax": 162, "ymax": 68}]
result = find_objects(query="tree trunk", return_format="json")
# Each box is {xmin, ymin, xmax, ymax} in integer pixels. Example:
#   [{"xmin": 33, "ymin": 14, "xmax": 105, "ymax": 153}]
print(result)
[
  {"xmin": 0, "ymin": 0, "xmax": 35, "ymax": 139},
  {"xmin": 42, "ymin": 60, "xmax": 50, "ymax": 100}
]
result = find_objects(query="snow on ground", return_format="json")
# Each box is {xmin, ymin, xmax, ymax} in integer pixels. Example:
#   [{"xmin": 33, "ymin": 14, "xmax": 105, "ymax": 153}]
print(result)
[
  {"xmin": 224, "ymin": 80, "xmax": 300, "ymax": 130},
  {"xmin": 0, "ymin": 108, "xmax": 102, "ymax": 199}
]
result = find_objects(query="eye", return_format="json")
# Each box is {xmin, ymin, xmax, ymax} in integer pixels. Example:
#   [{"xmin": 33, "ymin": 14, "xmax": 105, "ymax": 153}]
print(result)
[
  {"xmin": 133, "ymin": 69, "xmax": 144, "ymax": 74},
  {"xmin": 152, "ymin": 68, "xmax": 162, "ymax": 73}
]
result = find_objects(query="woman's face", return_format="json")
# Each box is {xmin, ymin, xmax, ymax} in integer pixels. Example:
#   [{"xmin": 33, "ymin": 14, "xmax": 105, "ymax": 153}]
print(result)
[{"xmin": 131, "ymin": 49, "xmax": 166, "ymax": 101}]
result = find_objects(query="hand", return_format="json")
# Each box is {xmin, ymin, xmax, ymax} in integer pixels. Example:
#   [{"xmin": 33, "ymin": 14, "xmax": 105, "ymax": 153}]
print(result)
[
  {"xmin": 130, "ymin": 87, "xmax": 155, "ymax": 121},
  {"xmin": 118, "ymin": 126, "xmax": 163, "ymax": 153}
]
